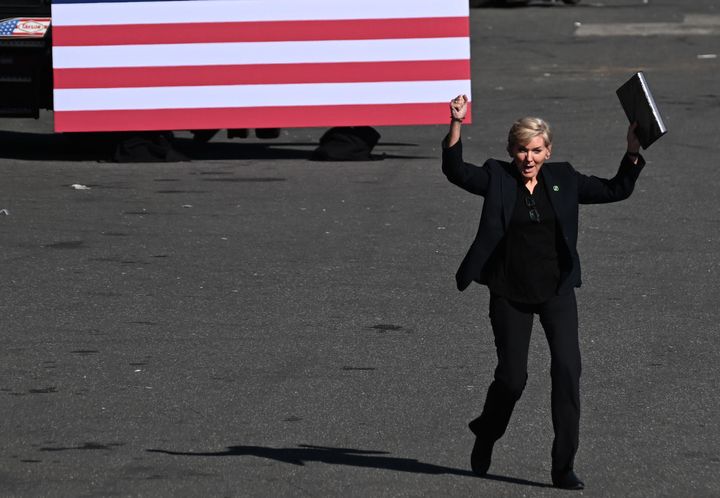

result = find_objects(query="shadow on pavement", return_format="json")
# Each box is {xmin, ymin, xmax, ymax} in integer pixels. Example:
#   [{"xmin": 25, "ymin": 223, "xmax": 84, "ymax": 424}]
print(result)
[
  {"xmin": 0, "ymin": 131, "xmax": 429, "ymax": 162},
  {"xmin": 147, "ymin": 443, "xmax": 552, "ymax": 487},
  {"xmin": 0, "ymin": 130, "xmax": 311, "ymax": 162},
  {"xmin": 482, "ymin": 473, "xmax": 554, "ymax": 488}
]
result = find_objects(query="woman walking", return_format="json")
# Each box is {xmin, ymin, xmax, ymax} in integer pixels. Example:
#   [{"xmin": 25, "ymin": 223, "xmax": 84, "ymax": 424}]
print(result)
[{"xmin": 442, "ymin": 95, "xmax": 644, "ymax": 489}]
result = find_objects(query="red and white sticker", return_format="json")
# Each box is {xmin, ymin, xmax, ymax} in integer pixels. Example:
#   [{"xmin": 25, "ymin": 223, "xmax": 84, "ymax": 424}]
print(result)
[{"xmin": 0, "ymin": 18, "xmax": 51, "ymax": 38}]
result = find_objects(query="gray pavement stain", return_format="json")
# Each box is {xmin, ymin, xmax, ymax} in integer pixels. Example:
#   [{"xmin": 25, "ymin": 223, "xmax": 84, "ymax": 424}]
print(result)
[
  {"xmin": 27, "ymin": 387, "xmax": 57, "ymax": 394},
  {"xmin": 681, "ymin": 451, "xmax": 720, "ymax": 463},
  {"xmin": 40, "ymin": 442, "xmax": 125, "ymax": 452},
  {"xmin": 200, "ymin": 177, "xmax": 287, "ymax": 182},
  {"xmin": 155, "ymin": 190, "xmax": 210, "ymax": 194},
  {"xmin": 369, "ymin": 324, "xmax": 413, "ymax": 334},
  {"xmin": 82, "ymin": 185, "xmax": 132, "ymax": 190},
  {"xmin": 665, "ymin": 95, "xmax": 719, "ymax": 110},
  {"xmin": 122, "ymin": 465, "xmax": 219, "ymax": 480},
  {"xmin": 371, "ymin": 324, "xmax": 402, "ymax": 331},
  {"xmin": 42, "ymin": 241, "xmax": 84, "ymax": 249},
  {"xmin": 88, "ymin": 257, "xmax": 141, "ymax": 263},
  {"xmin": 70, "ymin": 350, "xmax": 99, "ymax": 355}
]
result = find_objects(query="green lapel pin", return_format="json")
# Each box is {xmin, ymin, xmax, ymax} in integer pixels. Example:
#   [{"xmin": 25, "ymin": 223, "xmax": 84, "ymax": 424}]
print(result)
[{"xmin": 553, "ymin": 185, "xmax": 559, "ymax": 192}]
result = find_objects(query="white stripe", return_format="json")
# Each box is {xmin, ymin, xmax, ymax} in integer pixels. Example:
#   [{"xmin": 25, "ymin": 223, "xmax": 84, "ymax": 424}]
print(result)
[
  {"xmin": 52, "ymin": 0, "xmax": 469, "ymax": 26},
  {"xmin": 53, "ymin": 80, "xmax": 472, "ymax": 111},
  {"xmin": 52, "ymin": 37, "xmax": 470, "ymax": 69}
]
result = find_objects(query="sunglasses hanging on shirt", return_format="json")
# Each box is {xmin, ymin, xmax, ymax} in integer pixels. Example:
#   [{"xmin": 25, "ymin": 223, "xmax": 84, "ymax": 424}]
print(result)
[{"xmin": 525, "ymin": 196, "xmax": 541, "ymax": 223}]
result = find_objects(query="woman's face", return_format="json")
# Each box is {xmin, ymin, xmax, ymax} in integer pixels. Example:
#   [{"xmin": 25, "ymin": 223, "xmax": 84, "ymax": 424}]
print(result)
[{"xmin": 510, "ymin": 135, "xmax": 551, "ymax": 182}]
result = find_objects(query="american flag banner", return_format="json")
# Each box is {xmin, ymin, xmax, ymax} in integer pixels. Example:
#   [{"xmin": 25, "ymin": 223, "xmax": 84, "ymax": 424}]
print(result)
[{"xmin": 51, "ymin": 0, "xmax": 472, "ymax": 133}]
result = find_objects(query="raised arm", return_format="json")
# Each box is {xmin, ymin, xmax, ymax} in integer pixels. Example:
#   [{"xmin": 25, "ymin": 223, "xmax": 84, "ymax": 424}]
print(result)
[
  {"xmin": 446, "ymin": 94, "xmax": 468, "ymax": 148},
  {"xmin": 441, "ymin": 95, "xmax": 491, "ymax": 196},
  {"xmin": 577, "ymin": 122, "xmax": 645, "ymax": 204}
]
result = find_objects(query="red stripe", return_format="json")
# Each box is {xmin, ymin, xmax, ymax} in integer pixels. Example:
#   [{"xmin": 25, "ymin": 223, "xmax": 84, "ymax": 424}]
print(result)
[
  {"xmin": 54, "ymin": 103, "xmax": 473, "ymax": 132},
  {"xmin": 53, "ymin": 17, "xmax": 469, "ymax": 47},
  {"xmin": 53, "ymin": 60, "xmax": 471, "ymax": 89}
]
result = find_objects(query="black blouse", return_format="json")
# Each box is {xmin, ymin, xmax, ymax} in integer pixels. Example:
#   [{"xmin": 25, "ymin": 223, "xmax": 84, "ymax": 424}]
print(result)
[{"xmin": 487, "ymin": 170, "xmax": 563, "ymax": 303}]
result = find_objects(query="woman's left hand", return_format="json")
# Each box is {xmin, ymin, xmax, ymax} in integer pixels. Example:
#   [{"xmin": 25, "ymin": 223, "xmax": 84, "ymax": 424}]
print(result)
[{"xmin": 627, "ymin": 122, "xmax": 641, "ymax": 154}]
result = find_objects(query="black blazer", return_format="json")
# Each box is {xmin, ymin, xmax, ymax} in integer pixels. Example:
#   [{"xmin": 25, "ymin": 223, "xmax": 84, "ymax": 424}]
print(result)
[{"xmin": 442, "ymin": 140, "xmax": 645, "ymax": 293}]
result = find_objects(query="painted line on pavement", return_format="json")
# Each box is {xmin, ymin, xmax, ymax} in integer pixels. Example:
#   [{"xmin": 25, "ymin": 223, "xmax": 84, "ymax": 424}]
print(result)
[{"xmin": 575, "ymin": 14, "xmax": 720, "ymax": 37}]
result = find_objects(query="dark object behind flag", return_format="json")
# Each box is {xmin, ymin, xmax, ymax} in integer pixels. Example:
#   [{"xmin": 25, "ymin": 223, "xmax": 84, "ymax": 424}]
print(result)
[
  {"xmin": 616, "ymin": 71, "xmax": 667, "ymax": 149},
  {"xmin": 311, "ymin": 126, "xmax": 382, "ymax": 161},
  {"xmin": 112, "ymin": 132, "xmax": 187, "ymax": 163}
]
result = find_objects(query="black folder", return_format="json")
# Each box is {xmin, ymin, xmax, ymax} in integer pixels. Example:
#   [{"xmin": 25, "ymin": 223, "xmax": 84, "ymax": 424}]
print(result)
[{"xmin": 616, "ymin": 71, "xmax": 667, "ymax": 149}]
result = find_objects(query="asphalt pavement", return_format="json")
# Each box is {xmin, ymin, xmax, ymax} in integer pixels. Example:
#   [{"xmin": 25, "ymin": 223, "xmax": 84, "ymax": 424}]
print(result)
[{"xmin": 1, "ymin": 0, "xmax": 719, "ymax": 496}]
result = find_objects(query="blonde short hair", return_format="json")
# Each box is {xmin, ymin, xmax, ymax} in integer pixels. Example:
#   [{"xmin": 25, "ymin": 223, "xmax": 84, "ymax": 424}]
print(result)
[{"xmin": 507, "ymin": 117, "xmax": 553, "ymax": 153}]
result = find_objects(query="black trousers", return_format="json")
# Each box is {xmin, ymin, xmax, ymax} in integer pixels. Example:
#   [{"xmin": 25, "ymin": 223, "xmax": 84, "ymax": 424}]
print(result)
[{"xmin": 469, "ymin": 291, "xmax": 581, "ymax": 472}]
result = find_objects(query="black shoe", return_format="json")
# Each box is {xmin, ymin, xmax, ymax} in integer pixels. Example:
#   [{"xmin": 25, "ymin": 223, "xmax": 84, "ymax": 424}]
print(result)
[
  {"xmin": 551, "ymin": 470, "xmax": 585, "ymax": 490},
  {"xmin": 470, "ymin": 437, "xmax": 494, "ymax": 476}
]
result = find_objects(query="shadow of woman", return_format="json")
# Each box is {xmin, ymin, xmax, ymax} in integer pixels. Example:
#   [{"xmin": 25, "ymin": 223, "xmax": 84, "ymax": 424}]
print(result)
[{"xmin": 147, "ymin": 444, "xmax": 551, "ymax": 488}]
